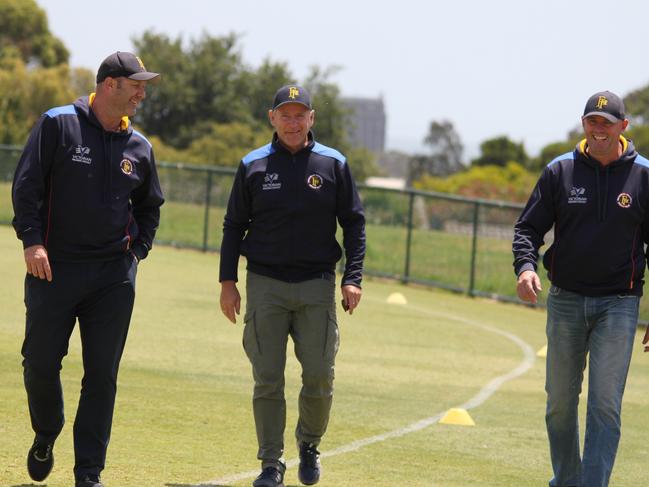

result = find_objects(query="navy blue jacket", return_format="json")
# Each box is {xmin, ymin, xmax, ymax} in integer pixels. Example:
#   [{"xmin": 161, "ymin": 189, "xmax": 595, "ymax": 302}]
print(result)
[
  {"xmin": 219, "ymin": 133, "xmax": 365, "ymax": 287},
  {"xmin": 513, "ymin": 137, "xmax": 649, "ymax": 296},
  {"xmin": 12, "ymin": 95, "xmax": 164, "ymax": 262}
]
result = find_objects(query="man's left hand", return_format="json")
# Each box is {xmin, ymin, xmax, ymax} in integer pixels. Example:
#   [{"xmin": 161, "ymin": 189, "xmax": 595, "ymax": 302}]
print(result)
[{"xmin": 341, "ymin": 284, "xmax": 362, "ymax": 315}]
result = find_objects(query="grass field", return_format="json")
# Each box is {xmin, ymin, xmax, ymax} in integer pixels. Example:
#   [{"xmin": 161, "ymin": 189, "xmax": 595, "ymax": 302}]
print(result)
[{"xmin": 2, "ymin": 225, "xmax": 649, "ymax": 486}]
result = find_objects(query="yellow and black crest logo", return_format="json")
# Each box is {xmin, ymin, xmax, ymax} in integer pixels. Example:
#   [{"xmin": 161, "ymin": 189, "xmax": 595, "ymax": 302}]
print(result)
[
  {"xmin": 617, "ymin": 193, "xmax": 632, "ymax": 208},
  {"xmin": 307, "ymin": 173, "xmax": 323, "ymax": 189},
  {"xmin": 120, "ymin": 159, "xmax": 134, "ymax": 175},
  {"xmin": 596, "ymin": 96, "xmax": 608, "ymax": 110},
  {"xmin": 289, "ymin": 86, "xmax": 300, "ymax": 100}
]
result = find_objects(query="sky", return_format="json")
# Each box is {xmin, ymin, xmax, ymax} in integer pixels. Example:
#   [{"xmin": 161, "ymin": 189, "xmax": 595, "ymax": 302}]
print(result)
[{"xmin": 37, "ymin": 0, "xmax": 649, "ymax": 159}]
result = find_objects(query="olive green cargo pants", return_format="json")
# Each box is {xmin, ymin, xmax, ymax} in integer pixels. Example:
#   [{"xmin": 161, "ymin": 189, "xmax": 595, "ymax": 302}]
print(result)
[{"xmin": 243, "ymin": 271, "xmax": 339, "ymax": 464}]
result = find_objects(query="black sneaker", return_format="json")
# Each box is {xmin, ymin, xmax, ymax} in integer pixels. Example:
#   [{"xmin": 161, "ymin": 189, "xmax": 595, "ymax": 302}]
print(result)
[
  {"xmin": 252, "ymin": 465, "xmax": 285, "ymax": 487},
  {"xmin": 75, "ymin": 474, "xmax": 104, "ymax": 487},
  {"xmin": 27, "ymin": 440, "xmax": 54, "ymax": 481},
  {"xmin": 298, "ymin": 442, "xmax": 321, "ymax": 485}
]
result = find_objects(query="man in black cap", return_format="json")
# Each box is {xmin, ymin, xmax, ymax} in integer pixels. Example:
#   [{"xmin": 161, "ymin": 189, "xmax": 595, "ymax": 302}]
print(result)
[
  {"xmin": 219, "ymin": 85, "xmax": 365, "ymax": 487},
  {"xmin": 513, "ymin": 90, "xmax": 649, "ymax": 487},
  {"xmin": 12, "ymin": 51, "xmax": 164, "ymax": 487}
]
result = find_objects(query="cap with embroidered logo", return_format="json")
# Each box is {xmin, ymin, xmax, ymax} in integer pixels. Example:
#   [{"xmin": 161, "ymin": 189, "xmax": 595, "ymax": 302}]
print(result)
[
  {"xmin": 583, "ymin": 90, "xmax": 625, "ymax": 123},
  {"xmin": 272, "ymin": 85, "xmax": 312, "ymax": 110},
  {"xmin": 96, "ymin": 51, "xmax": 160, "ymax": 84}
]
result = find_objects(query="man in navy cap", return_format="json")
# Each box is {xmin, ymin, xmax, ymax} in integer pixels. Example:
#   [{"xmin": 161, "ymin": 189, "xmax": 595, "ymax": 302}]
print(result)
[
  {"xmin": 513, "ymin": 90, "xmax": 649, "ymax": 487},
  {"xmin": 219, "ymin": 85, "xmax": 365, "ymax": 486},
  {"xmin": 12, "ymin": 51, "xmax": 163, "ymax": 487}
]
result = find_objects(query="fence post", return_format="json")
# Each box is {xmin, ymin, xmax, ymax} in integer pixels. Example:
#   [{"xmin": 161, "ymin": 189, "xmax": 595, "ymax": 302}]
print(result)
[
  {"xmin": 202, "ymin": 170, "xmax": 213, "ymax": 252},
  {"xmin": 403, "ymin": 191, "xmax": 415, "ymax": 283},
  {"xmin": 468, "ymin": 201, "xmax": 480, "ymax": 296}
]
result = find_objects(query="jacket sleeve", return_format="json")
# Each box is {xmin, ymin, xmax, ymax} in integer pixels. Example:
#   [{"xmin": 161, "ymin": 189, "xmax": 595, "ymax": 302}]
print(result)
[
  {"xmin": 11, "ymin": 115, "xmax": 58, "ymax": 249},
  {"xmin": 219, "ymin": 162, "xmax": 250, "ymax": 282},
  {"xmin": 512, "ymin": 167, "xmax": 556, "ymax": 276},
  {"xmin": 130, "ymin": 148, "xmax": 165, "ymax": 261},
  {"xmin": 336, "ymin": 160, "xmax": 365, "ymax": 288}
]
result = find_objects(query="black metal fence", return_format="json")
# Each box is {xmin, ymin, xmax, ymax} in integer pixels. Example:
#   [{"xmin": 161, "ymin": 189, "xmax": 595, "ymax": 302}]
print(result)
[{"xmin": 0, "ymin": 143, "xmax": 532, "ymax": 306}]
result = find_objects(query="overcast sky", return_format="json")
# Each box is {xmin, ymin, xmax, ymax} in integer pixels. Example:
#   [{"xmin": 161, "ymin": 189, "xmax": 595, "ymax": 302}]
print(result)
[{"xmin": 37, "ymin": 0, "xmax": 649, "ymax": 159}]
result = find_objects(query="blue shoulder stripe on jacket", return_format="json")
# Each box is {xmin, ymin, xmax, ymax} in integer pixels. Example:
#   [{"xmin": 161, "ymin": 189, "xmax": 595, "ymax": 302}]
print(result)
[
  {"xmin": 548, "ymin": 151, "xmax": 574, "ymax": 167},
  {"xmin": 312, "ymin": 142, "xmax": 346, "ymax": 163},
  {"xmin": 45, "ymin": 105, "xmax": 76, "ymax": 118},
  {"xmin": 634, "ymin": 154, "xmax": 649, "ymax": 168},
  {"xmin": 242, "ymin": 143, "xmax": 274, "ymax": 165},
  {"xmin": 132, "ymin": 130, "xmax": 153, "ymax": 148}
]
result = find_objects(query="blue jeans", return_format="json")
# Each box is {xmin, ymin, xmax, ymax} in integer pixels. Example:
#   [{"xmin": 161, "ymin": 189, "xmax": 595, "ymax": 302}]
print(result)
[{"xmin": 545, "ymin": 285, "xmax": 639, "ymax": 487}]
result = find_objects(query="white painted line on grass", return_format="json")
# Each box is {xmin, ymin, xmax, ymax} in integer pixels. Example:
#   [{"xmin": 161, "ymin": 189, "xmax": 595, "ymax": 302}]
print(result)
[{"xmin": 198, "ymin": 300, "xmax": 536, "ymax": 486}]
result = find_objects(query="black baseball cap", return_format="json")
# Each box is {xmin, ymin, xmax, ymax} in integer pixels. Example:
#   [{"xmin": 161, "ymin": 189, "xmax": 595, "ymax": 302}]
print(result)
[
  {"xmin": 96, "ymin": 51, "xmax": 160, "ymax": 84},
  {"xmin": 583, "ymin": 90, "xmax": 625, "ymax": 123},
  {"xmin": 272, "ymin": 85, "xmax": 312, "ymax": 110}
]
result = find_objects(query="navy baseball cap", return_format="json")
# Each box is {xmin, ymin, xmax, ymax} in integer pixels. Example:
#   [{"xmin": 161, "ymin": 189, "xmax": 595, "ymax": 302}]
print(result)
[
  {"xmin": 272, "ymin": 85, "xmax": 312, "ymax": 110},
  {"xmin": 96, "ymin": 51, "xmax": 160, "ymax": 83},
  {"xmin": 583, "ymin": 90, "xmax": 625, "ymax": 123}
]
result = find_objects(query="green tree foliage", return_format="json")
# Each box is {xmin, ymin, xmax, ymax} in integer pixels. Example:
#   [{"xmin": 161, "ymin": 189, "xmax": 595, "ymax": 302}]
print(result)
[
  {"xmin": 414, "ymin": 162, "xmax": 537, "ymax": 203},
  {"xmin": 0, "ymin": 57, "xmax": 77, "ymax": 145},
  {"xmin": 132, "ymin": 31, "xmax": 253, "ymax": 148},
  {"xmin": 0, "ymin": 0, "xmax": 68, "ymax": 67},
  {"xmin": 628, "ymin": 125, "xmax": 649, "ymax": 157},
  {"xmin": 625, "ymin": 84, "xmax": 649, "ymax": 125},
  {"xmin": 408, "ymin": 120, "xmax": 464, "ymax": 184},
  {"xmin": 471, "ymin": 135, "xmax": 528, "ymax": 168}
]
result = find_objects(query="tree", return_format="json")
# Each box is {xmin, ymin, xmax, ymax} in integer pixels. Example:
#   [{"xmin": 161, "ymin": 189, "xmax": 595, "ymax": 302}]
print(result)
[
  {"xmin": 0, "ymin": 0, "xmax": 68, "ymax": 67},
  {"xmin": 625, "ymin": 84, "xmax": 649, "ymax": 125},
  {"xmin": 408, "ymin": 120, "xmax": 464, "ymax": 183},
  {"xmin": 132, "ymin": 31, "xmax": 251, "ymax": 148},
  {"xmin": 423, "ymin": 120, "xmax": 464, "ymax": 172},
  {"xmin": 471, "ymin": 135, "xmax": 528, "ymax": 167},
  {"xmin": 303, "ymin": 65, "xmax": 350, "ymax": 152},
  {"xmin": 0, "ymin": 57, "xmax": 77, "ymax": 145}
]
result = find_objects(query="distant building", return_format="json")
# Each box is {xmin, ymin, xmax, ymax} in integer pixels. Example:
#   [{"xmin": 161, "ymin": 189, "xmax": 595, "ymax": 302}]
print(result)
[{"xmin": 342, "ymin": 96, "xmax": 386, "ymax": 154}]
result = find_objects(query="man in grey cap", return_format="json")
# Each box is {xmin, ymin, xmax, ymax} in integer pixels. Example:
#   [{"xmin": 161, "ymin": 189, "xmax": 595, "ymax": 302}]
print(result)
[
  {"xmin": 12, "ymin": 51, "xmax": 163, "ymax": 487},
  {"xmin": 219, "ymin": 84, "xmax": 365, "ymax": 486},
  {"xmin": 513, "ymin": 90, "xmax": 649, "ymax": 487}
]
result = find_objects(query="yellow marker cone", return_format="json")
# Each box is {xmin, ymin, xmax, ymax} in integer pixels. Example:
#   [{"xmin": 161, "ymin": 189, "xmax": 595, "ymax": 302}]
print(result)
[
  {"xmin": 537, "ymin": 345, "xmax": 547, "ymax": 358},
  {"xmin": 439, "ymin": 408, "xmax": 475, "ymax": 426},
  {"xmin": 386, "ymin": 292, "xmax": 407, "ymax": 305}
]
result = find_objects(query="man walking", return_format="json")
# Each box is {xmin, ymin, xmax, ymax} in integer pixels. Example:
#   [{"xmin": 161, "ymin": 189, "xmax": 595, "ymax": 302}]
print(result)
[
  {"xmin": 12, "ymin": 51, "xmax": 164, "ymax": 487},
  {"xmin": 219, "ymin": 85, "xmax": 365, "ymax": 487},
  {"xmin": 513, "ymin": 90, "xmax": 649, "ymax": 487}
]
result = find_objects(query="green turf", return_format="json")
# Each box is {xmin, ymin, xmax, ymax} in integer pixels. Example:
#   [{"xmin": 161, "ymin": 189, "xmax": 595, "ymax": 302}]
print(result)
[{"xmin": 1, "ymin": 225, "xmax": 649, "ymax": 486}]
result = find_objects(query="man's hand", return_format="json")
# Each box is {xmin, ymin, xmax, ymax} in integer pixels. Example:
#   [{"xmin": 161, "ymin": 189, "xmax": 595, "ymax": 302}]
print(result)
[
  {"xmin": 24, "ymin": 245, "xmax": 52, "ymax": 282},
  {"xmin": 220, "ymin": 280, "xmax": 241, "ymax": 324},
  {"xmin": 341, "ymin": 284, "xmax": 362, "ymax": 315},
  {"xmin": 516, "ymin": 270, "xmax": 542, "ymax": 304}
]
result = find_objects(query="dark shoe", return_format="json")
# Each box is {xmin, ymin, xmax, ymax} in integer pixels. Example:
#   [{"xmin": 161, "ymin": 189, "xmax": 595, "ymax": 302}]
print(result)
[
  {"xmin": 27, "ymin": 440, "xmax": 54, "ymax": 481},
  {"xmin": 252, "ymin": 465, "xmax": 285, "ymax": 487},
  {"xmin": 298, "ymin": 442, "xmax": 321, "ymax": 485},
  {"xmin": 75, "ymin": 474, "xmax": 104, "ymax": 487}
]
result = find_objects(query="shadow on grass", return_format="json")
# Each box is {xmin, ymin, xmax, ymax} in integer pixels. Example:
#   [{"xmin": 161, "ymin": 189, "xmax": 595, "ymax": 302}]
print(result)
[{"xmin": 9, "ymin": 484, "xmax": 43, "ymax": 487}]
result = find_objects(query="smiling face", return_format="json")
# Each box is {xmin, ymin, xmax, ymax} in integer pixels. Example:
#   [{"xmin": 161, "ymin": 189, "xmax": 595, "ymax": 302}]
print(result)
[
  {"xmin": 582, "ymin": 114, "xmax": 629, "ymax": 165},
  {"xmin": 109, "ymin": 77, "xmax": 148, "ymax": 117},
  {"xmin": 268, "ymin": 103, "xmax": 315, "ymax": 153}
]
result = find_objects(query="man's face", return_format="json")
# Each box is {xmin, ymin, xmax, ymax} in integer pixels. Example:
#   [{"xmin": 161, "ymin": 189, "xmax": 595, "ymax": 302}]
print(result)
[
  {"xmin": 110, "ymin": 77, "xmax": 148, "ymax": 117},
  {"xmin": 268, "ymin": 103, "xmax": 315, "ymax": 153},
  {"xmin": 582, "ymin": 115, "xmax": 628, "ymax": 161}
]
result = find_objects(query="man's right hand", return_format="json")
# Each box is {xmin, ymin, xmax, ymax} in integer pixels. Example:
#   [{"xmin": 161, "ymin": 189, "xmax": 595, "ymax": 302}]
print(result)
[
  {"xmin": 24, "ymin": 244, "xmax": 52, "ymax": 282},
  {"xmin": 220, "ymin": 280, "xmax": 241, "ymax": 324},
  {"xmin": 516, "ymin": 270, "xmax": 542, "ymax": 304}
]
